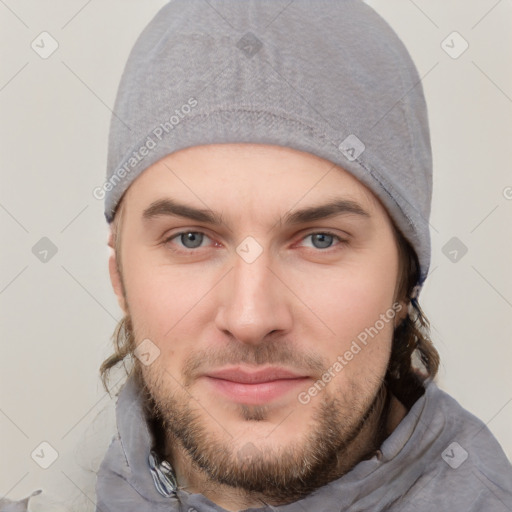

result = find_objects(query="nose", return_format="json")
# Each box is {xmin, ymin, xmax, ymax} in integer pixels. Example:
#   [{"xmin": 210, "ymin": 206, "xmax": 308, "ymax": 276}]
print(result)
[{"xmin": 214, "ymin": 248, "xmax": 293, "ymax": 345}]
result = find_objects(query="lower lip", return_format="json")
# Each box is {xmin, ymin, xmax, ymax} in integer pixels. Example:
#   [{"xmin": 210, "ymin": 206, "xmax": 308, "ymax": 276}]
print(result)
[{"xmin": 204, "ymin": 376, "xmax": 310, "ymax": 405}]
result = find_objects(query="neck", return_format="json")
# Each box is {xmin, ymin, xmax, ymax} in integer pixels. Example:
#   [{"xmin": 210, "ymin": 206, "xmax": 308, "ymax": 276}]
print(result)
[{"xmin": 159, "ymin": 386, "xmax": 407, "ymax": 511}]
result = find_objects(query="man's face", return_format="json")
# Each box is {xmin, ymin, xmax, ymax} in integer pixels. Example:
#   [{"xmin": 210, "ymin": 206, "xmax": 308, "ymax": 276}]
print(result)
[{"xmin": 109, "ymin": 143, "xmax": 405, "ymax": 499}]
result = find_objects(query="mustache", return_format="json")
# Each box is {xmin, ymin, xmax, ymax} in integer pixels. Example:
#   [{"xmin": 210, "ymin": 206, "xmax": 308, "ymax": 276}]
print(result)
[{"xmin": 180, "ymin": 337, "xmax": 328, "ymax": 385}]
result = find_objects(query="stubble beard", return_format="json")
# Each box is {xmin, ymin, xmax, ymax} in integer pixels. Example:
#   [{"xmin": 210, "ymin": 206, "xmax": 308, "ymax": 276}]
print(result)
[{"xmin": 138, "ymin": 352, "xmax": 389, "ymax": 505}]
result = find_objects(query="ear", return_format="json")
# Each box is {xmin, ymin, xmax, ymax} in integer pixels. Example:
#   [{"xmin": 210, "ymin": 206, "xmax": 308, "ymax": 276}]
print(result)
[
  {"xmin": 394, "ymin": 299, "xmax": 409, "ymax": 328},
  {"xmin": 108, "ymin": 227, "xmax": 127, "ymax": 314}
]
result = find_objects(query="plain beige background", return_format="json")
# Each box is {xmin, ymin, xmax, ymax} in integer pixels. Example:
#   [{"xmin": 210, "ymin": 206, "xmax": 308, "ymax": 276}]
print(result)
[{"xmin": 1, "ymin": 0, "xmax": 511, "ymax": 509}]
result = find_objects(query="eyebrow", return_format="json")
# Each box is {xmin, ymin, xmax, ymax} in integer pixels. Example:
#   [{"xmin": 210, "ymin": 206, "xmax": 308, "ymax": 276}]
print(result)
[{"xmin": 142, "ymin": 197, "xmax": 370, "ymax": 227}]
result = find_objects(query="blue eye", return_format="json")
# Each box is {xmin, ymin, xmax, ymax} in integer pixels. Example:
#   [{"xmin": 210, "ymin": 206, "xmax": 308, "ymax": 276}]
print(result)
[
  {"xmin": 303, "ymin": 232, "xmax": 337, "ymax": 249},
  {"xmin": 171, "ymin": 231, "xmax": 209, "ymax": 250},
  {"xmin": 163, "ymin": 230, "xmax": 347, "ymax": 254}
]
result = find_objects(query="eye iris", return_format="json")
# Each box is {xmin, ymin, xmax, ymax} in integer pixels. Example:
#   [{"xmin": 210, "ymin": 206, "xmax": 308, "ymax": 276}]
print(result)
[
  {"xmin": 312, "ymin": 233, "xmax": 333, "ymax": 249},
  {"xmin": 176, "ymin": 233, "xmax": 334, "ymax": 250},
  {"xmin": 181, "ymin": 232, "xmax": 203, "ymax": 248}
]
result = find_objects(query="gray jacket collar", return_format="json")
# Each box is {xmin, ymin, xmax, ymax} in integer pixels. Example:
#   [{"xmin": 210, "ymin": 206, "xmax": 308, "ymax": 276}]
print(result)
[{"xmin": 97, "ymin": 374, "xmax": 441, "ymax": 511}]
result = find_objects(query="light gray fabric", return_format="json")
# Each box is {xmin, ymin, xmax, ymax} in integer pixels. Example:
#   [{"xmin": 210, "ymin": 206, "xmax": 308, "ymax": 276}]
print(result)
[
  {"xmin": 103, "ymin": 0, "xmax": 433, "ymax": 289},
  {"xmin": 0, "ymin": 491, "xmax": 41, "ymax": 512},
  {"xmin": 95, "ymin": 375, "xmax": 512, "ymax": 511}
]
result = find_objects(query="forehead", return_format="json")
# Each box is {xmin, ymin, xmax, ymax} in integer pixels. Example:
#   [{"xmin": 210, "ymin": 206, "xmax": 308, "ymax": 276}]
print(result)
[{"xmin": 118, "ymin": 143, "xmax": 386, "ymax": 225}]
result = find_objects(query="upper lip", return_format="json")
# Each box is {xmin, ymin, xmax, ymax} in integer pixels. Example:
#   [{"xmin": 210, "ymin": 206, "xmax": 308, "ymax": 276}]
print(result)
[{"xmin": 205, "ymin": 366, "xmax": 309, "ymax": 384}]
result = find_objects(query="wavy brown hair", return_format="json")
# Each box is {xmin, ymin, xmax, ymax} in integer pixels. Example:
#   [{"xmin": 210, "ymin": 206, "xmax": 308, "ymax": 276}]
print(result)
[
  {"xmin": 100, "ymin": 199, "xmax": 439, "ymax": 408},
  {"xmin": 387, "ymin": 223, "xmax": 440, "ymax": 408}
]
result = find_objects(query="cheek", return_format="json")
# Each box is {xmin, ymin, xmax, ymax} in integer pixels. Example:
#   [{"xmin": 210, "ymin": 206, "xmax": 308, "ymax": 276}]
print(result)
[
  {"xmin": 292, "ymin": 250, "xmax": 398, "ymax": 373},
  {"xmin": 119, "ymin": 245, "xmax": 168, "ymax": 325},
  {"xmin": 301, "ymin": 261, "xmax": 397, "ymax": 330},
  {"xmin": 121, "ymin": 252, "xmax": 214, "ymax": 359}
]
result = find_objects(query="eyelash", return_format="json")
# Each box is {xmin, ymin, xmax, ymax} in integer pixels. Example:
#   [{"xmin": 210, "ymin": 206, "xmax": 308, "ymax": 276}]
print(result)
[{"xmin": 162, "ymin": 230, "xmax": 349, "ymax": 254}]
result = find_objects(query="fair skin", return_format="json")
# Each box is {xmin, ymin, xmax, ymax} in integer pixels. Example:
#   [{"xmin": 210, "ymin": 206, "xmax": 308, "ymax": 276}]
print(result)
[{"xmin": 108, "ymin": 143, "xmax": 408, "ymax": 510}]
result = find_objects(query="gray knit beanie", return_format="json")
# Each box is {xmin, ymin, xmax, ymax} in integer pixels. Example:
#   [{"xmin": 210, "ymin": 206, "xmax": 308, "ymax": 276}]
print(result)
[{"xmin": 101, "ymin": 0, "xmax": 432, "ymax": 292}]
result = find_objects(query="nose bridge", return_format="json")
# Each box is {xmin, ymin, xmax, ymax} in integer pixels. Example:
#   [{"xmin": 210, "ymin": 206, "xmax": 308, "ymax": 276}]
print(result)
[
  {"xmin": 233, "ymin": 250, "xmax": 272, "ymax": 307},
  {"xmin": 215, "ymin": 242, "xmax": 291, "ymax": 343}
]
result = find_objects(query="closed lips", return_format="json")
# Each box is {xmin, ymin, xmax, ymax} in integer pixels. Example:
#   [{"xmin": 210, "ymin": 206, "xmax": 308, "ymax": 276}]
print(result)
[{"xmin": 205, "ymin": 367, "xmax": 309, "ymax": 384}]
